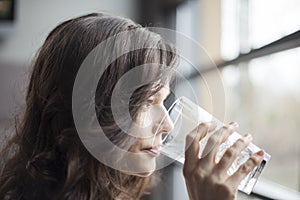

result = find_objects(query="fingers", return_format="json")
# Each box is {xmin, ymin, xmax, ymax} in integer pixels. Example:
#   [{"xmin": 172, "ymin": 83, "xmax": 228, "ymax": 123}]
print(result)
[
  {"xmin": 214, "ymin": 134, "xmax": 253, "ymax": 175},
  {"xmin": 184, "ymin": 122, "xmax": 216, "ymax": 169},
  {"xmin": 227, "ymin": 150, "xmax": 264, "ymax": 187},
  {"xmin": 201, "ymin": 122, "xmax": 239, "ymax": 164},
  {"xmin": 183, "ymin": 119, "xmax": 265, "ymax": 197}
]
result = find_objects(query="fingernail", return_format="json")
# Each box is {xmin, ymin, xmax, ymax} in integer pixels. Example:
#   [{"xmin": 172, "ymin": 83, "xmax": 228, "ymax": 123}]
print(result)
[
  {"xmin": 257, "ymin": 150, "xmax": 264, "ymax": 157},
  {"xmin": 244, "ymin": 133, "xmax": 253, "ymax": 142},
  {"xmin": 229, "ymin": 121, "xmax": 239, "ymax": 127}
]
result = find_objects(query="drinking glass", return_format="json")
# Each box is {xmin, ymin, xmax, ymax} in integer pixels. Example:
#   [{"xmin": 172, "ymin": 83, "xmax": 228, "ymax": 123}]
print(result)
[{"xmin": 158, "ymin": 96, "xmax": 271, "ymax": 194}]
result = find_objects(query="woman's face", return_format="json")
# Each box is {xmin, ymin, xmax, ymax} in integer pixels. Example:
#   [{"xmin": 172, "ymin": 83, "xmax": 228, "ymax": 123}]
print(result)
[{"xmin": 127, "ymin": 87, "xmax": 174, "ymax": 177}]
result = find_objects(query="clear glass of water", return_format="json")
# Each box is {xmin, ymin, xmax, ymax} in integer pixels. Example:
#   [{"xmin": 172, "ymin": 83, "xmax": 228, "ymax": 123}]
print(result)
[{"xmin": 158, "ymin": 96, "xmax": 271, "ymax": 194}]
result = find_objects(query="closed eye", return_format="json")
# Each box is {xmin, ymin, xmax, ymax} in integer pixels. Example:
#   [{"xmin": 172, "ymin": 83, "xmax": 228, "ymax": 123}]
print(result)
[{"xmin": 141, "ymin": 99, "xmax": 154, "ymax": 111}]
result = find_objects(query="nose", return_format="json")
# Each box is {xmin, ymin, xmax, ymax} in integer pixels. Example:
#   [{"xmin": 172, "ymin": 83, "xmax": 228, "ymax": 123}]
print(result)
[{"xmin": 152, "ymin": 105, "xmax": 174, "ymax": 136}]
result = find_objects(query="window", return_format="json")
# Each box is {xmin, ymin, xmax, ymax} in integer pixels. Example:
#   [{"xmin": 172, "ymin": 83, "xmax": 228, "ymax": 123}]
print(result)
[{"xmin": 221, "ymin": 0, "xmax": 300, "ymax": 195}]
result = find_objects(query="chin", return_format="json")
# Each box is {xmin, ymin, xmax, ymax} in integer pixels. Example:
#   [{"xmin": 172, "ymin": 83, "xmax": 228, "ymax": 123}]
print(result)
[{"xmin": 123, "ymin": 158, "xmax": 156, "ymax": 177}]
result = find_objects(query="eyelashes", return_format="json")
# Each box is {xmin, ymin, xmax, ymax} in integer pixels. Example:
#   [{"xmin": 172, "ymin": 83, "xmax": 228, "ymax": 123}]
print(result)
[
  {"xmin": 140, "ymin": 99, "xmax": 154, "ymax": 111},
  {"xmin": 141, "ymin": 96, "xmax": 168, "ymax": 112}
]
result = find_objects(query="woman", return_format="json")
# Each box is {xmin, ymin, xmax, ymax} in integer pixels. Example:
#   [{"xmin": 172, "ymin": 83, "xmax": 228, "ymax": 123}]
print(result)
[{"xmin": 0, "ymin": 13, "xmax": 264, "ymax": 199}]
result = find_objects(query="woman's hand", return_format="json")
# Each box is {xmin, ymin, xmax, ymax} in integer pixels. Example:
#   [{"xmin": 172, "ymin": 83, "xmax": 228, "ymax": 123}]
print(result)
[{"xmin": 183, "ymin": 122, "xmax": 264, "ymax": 200}]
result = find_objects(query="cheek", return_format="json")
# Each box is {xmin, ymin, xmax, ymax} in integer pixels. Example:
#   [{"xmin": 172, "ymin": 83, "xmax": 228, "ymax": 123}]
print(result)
[
  {"xmin": 131, "ymin": 108, "xmax": 163, "ymax": 140},
  {"xmin": 127, "ymin": 110, "xmax": 153, "ymax": 145},
  {"xmin": 136, "ymin": 110, "xmax": 153, "ymax": 128},
  {"xmin": 130, "ymin": 139, "xmax": 142, "ymax": 151}
]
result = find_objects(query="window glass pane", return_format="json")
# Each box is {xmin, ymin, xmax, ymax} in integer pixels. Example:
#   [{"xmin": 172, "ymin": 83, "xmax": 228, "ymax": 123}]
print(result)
[
  {"xmin": 250, "ymin": 0, "xmax": 300, "ymax": 48},
  {"xmin": 222, "ymin": 0, "xmax": 300, "ymax": 59},
  {"xmin": 221, "ymin": 0, "xmax": 240, "ymax": 60},
  {"xmin": 221, "ymin": 0, "xmax": 300, "ymax": 191},
  {"xmin": 222, "ymin": 48, "xmax": 300, "ymax": 191}
]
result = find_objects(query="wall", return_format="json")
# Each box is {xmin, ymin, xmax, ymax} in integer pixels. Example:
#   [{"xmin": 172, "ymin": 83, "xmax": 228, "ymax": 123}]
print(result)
[
  {"xmin": 0, "ymin": 0, "xmax": 137, "ymax": 120},
  {"xmin": 0, "ymin": 0, "xmax": 137, "ymax": 63}
]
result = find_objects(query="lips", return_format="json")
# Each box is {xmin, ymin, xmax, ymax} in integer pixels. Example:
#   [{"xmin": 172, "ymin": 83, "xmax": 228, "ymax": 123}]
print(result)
[{"xmin": 142, "ymin": 146, "xmax": 161, "ymax": 157}]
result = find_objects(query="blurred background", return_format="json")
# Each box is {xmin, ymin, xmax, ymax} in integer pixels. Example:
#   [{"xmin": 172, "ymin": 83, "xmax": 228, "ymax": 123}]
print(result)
[{"xmin": 0, "ymin": 0, "xmax": 299, "ymax": 199}]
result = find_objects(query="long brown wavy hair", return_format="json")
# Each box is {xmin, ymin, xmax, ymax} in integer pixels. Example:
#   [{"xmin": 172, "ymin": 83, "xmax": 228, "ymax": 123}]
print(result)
[{"xmin": 0, "ymin": 13, "xmax": 179, "ymax": 199}]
